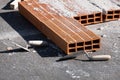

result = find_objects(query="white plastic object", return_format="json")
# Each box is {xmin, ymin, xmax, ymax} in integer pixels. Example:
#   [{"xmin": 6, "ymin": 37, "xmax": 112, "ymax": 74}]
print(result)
[
  {"xmin": 28, "ymin": 40, "xmax": 48, "ymax": 46},
  {"xmin": 90, "ymin": 55, "xmax": 111, "ymax": 61}
]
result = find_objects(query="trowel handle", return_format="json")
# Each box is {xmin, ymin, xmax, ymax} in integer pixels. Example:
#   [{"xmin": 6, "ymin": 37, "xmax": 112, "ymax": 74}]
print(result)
[
  {"xmin": 28, "ymin": 40, "xmax": 48, "ymax": 46},
  {"xmin": 90, "ymin": 55, "xmax": 111, "ymax": 61}
]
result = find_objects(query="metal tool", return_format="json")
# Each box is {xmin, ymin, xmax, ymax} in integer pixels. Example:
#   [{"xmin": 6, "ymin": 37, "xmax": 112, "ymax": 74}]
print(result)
[
  {"xmin": 11, "ymin": 41, "xmax": 30, "ymax": 52},
  {"xmin": 56, "ymin": 51, "xmax": 84, "ymax": 61},
  {"xmin": 6, "ymin": 39, "xmax": 30, "ymax": 52},
  {"xmin": 0, "ymin": 40, "xmax": 30, "ymax": 53},
  {"xmin": 84, "ymin": 51, "xmax": 111, "ymax": 61},
  {"xmin": 57, "ymin": 51, "xmax": 111, "ymax": 61}
]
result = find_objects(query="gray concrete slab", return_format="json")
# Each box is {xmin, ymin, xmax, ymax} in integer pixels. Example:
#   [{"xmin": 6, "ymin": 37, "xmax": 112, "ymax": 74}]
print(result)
[{"xmin": 0, "ymin": 0, "xmax": 120, "ymax": 80}]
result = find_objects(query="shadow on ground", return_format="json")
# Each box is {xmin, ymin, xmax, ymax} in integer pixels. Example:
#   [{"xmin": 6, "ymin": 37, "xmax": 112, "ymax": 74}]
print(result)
[
  {"xmin": 2, "ymin": 0, "xmax": 14, "ymax": 10},
  {"xmin": 0, "ymin": 11, "xmax": 65, "ymax": 57}
]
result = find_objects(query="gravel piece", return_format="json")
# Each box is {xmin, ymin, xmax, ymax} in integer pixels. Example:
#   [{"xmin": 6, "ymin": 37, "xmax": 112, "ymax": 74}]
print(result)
[
  {"xmin": 97, "ymin": 27, "xmax": 104, "ymax": 30},
  {"xmin": 32, "ymin": 50, "xmax": 37, "ymax": 53},
  {"xmin": 8, "ymin": 53, "xmax": 15, "ymax": 56},
  {"xmin": 101, "ymin": 34, "xmax": 107, "ymax": 37},
  {"xmin": 7, "ymin": 47, "xmax": 13, "ymax": 51}
]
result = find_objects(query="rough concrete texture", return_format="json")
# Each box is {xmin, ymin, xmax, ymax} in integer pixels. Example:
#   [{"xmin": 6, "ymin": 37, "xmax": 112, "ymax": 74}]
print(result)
[
  {"xmin": 88, "ymin": 0, "xmax": 120, "ymax": 11},
  {"xmin": 110, "ymin": 0, "xmax": 120, "ymax": 6},
  {"xmin": 72, "ymin": 0, "xmax": 102, "ymax": 13},
  {"xmin": 39, "ymin": 0, "xmax": 102, "ymax": 17},
  {"xmin": 0, "ymin": 0, "xmax": 120, "ymax": 80},
  {"xmin": 39, "ymin": 0, "xmax": 77, "ymax": 17}
]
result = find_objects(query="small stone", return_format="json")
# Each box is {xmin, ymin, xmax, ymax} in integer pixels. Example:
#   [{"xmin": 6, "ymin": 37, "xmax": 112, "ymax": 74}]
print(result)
[
  {"xmin": 8, "ymin": 38, "xmax": 10, "ymax": 40},
  {"xmin": 8, "ymin": 53, "xmax": 15, "ymax": 56},
  {"xmin": 66, "ymin": 70, "xmax": 70, "ymax": 73},
  {"xmin": 8, "ymin": 53, "xmax": 12, "ymax": 56},
  {"xmin": 71, "ymin": 73, "xmax": 74, "ymax": 76},
  {"xmin": 13, "ymin": 66, "xmax": 16, "ymax": 68},
  {"xmin": 76, "ymin": 76, "xmax": 80, "ymax": 78},
  {"xmin": 101, "ymin": 34, "xmax": 107, "ymax": 37},
  {"xmin": 97, "ymin": 27, "xmax": 104, "ymax": 30},
  {"xmin": 33, "ymin": 50, "xmax": 37, "ymax": 53},
  {"xmin": 113, "ymin": 43, "xmax": 117, "ymax": 47},
  {"xmin": 7, "ymin": 47, "xmax": 13, "ymax": 51},
  {"xmin": 72, "ymin": 76, "xmax": 77, "ymax": 78}
]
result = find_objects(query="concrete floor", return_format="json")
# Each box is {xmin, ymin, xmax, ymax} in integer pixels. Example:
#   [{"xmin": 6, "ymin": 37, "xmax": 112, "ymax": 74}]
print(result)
[{"xmin": 0, "ymin": 0, "xmax": 120, "ymax": 80}]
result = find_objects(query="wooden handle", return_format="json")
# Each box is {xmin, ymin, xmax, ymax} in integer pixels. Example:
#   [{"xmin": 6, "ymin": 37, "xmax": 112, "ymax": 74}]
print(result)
[
  {"xmin": 90, "ymin": 55, "xmax": 111, "ymax": 61},
  {"xmin": 28, "ymin": 40, "xmax": 48, "ymax": 46}
]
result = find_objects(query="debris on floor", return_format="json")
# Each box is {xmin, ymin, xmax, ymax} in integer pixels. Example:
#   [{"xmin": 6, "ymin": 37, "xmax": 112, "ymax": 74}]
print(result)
[
  {"xmin": 7, "ymin": 47, "xmax": 13, "ymax": 51},
  {"xmin": 10, "ymin": 0, "xmax": 21, "ymax": 9},
  {"xmin": 101, "ymin": 34, "xmax": 107, "ymax": 38}
]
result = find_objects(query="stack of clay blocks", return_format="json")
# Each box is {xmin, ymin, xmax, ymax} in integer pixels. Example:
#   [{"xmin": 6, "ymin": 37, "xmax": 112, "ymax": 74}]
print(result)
[
  {"xmin": 19, "ymin": 1, "xmax": 101, "ymax": 54},
  {"xmin": 89, "ymin": 0, "xmax": 120, "ymax": 21},
  {"xmin": 68, "ymin": 0, "xmax": 103, "ymax": 25}
]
